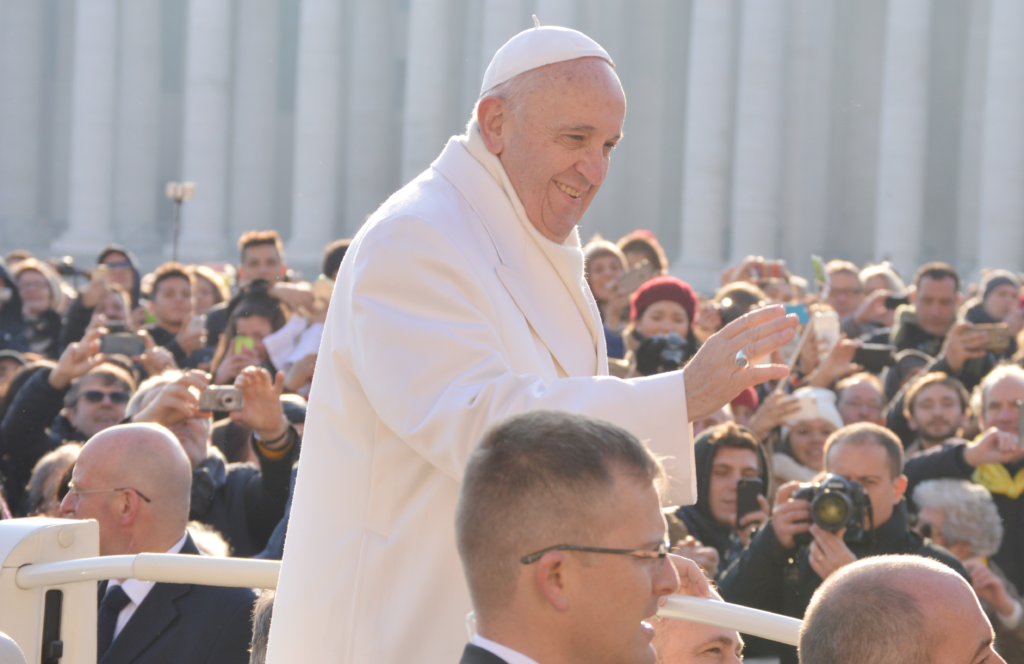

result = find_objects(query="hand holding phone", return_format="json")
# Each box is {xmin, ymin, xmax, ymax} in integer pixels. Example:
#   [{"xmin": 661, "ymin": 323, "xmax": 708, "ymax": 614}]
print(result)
[{"xmin": 735, "ymin": 478, "xmax": 764, "ymax": 527}]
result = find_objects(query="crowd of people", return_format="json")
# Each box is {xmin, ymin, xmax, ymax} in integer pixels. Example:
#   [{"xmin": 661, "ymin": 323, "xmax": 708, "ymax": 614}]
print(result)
[
  {"xmin": 0, "ymin": 231, "xmax": 347, "ymax": 662},
  {"xmin": 2, "ymin": 21, "xmax": 1022, "ymax": 664},
  {"xmin": 0, "ymin": 223, "xmax": 1021, "ymax": 662},
  {"xmin": 583, "ymin": 235, "xmax": 1024, "ymax": 662}
]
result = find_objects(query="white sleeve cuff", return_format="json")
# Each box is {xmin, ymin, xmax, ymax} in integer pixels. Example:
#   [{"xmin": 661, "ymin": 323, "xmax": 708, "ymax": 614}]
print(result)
[{"xmin": 997, "ymin": 599, "xmax": 1023, "ymax": 630}]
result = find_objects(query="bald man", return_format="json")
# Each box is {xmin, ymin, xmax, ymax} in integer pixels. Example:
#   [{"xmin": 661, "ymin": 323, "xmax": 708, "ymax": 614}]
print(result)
[
  {"xmin": 799, "ymin": 555, "xmax": 1005, "ymax": 664},
  {"xmin": 61, "ymin": 423, "xmax": 256, "ymax": 664},
  {"xmin": 652, "ymin": 592, "xmax": 744, "ymax": 664}
]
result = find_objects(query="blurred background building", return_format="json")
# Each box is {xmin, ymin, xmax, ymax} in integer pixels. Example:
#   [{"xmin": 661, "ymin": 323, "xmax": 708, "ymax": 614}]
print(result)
[{"xmin": 0, "ymin": 0, "xmax": 1022, "ymax": 291}]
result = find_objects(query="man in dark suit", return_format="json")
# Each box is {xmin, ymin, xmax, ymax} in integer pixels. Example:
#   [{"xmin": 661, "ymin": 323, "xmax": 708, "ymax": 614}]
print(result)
[
  {"xmin": 453, "ymin": 411, "xmax": 713, "ymax": 664},
  {"xmin": 61, "ymin": 422, "xmax": 256, "ymax": 664}
]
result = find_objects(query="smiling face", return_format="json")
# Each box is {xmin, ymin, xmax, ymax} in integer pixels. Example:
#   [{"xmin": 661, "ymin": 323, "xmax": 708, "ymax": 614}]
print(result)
[
  {"xmin": 17, "ymin": 269, "xmax": 52, "ymax": 315},
  {"xmin": 588, "ymin": 254, "xmax": 625, "ymax": 303},
  {"xmin": 787, "ymin": 419, "xmax": 838, "ymax": 471},
  {"xmin": 637, "ymin": 301, "xmax": 691, "ymax": 339},
  {"xmin": 908, "ymin": 382, "xmax": 964, "ymax": 445},
  {"xmin": 480, "ymin": 58, "xmax": 626, "ymax": 243}
]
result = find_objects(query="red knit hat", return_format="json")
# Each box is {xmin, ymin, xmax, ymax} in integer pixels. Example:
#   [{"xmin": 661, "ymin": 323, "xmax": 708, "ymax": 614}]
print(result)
[
  {"xmin": 630, "ymin": 276, "xmax": 698, "ymax": 323},
  {"xmin": 730, "ymin": 386, "xmax": 759, "ymax": 412}
]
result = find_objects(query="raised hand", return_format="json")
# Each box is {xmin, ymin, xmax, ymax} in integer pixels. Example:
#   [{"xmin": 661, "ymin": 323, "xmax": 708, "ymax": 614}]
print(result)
[
  {"xmin": 683, "ymin": 305, "xmax": 798, "ymax": 422},
  {"xmin": 49, "ymin": 329, "xmax": 106, "ymax": 390}
]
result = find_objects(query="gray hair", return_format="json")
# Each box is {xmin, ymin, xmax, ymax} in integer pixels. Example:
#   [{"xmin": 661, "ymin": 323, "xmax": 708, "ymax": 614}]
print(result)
[
  {"xmin": 125, "ymin": 369, "xmax": 186, "ymax": 418},
  {"xmin": 912, "ymin": 479, "xmax": 1003, "ymax": 558},
  {"xmin": 800, "ymin": 556, "xmax": 931, "ymax": 664},
  {"xmin": 970, "ymin": 363, "xmax": 1024, "ymax": 423},
  {"xmin": 26, "ymin": 443, "xmax": 81, "ymax": 516},
  {"xmin": 859, "ymin": 263, "xmax": 906, "ymax": 293},
  {"xmin": 249, "ymin": 590, "xmax": 274, "ymax": 664},
  {"xmin": 455, "ymin": 410, "xmax": 664, "ymax": 617}
]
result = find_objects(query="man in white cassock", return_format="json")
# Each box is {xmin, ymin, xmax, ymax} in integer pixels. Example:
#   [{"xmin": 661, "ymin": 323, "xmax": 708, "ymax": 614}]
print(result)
[{"xmin": 266, "ymin": 24, "xmax": 797, "ymax": 664}]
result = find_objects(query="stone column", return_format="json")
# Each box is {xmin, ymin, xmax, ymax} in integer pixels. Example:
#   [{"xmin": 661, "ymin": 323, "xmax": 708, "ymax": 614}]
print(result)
[
  {"xmin": 229, "ymin": 0, "xmax": 278, "ymax": 241},
  {"xmin": 287, "ymin": 0, "xmax": 345, "ymax": 268},
  {"xmin": 729, "ymin": 0, "xmax": 787, "ymax": 263},
  {"xmin": 401, "ymin": 0, "xmax": 454, "ymax": 182},
  {"xmin": 343, "ymin": 0, "xmax": 400, "ymax": 236},
  {"xmin": 976, "ymin": 0, "xmax": 1024, "ymax": 271},
  {"xmin": 112, "ymin": 0, "xmax": 161, "ymax": 251},
  {"xmin": 176, "ymin": 0, "xmax": 233, "ymax": 261},
  {"xmin": 676, "ymin": 0, "xmax": 739, "ymax": 293},
  {"xmin": 0, "ymin": 1, "xmax": 42, "ymax": 249},
  {"xmin": 52, "ymin": 0, "xmax": 118, "ymax": 260},
  {"xmin": 779, "ymin": 0, "xmax": 835, "ymax": 278},
  {"xmin": 873, "ymin": 0, "xmax": 932, "ymax": 277}
]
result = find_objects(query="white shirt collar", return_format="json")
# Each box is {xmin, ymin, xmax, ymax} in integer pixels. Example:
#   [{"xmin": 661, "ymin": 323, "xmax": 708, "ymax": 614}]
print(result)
[
  {"xmin": 108, "ymin": 533, "xmax": 188, "ymax": 604},
  {"xmin": 471, "ymin": 634, "xmax": 543, "ymax": 664}
]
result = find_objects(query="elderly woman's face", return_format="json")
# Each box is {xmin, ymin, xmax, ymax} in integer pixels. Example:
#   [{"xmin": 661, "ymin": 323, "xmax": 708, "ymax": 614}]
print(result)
[
  {"xmin": 498, "ymin": 58, "xmax": 626, "ymax": 243},
  {"xmin": 588, "ymin": 254, "xmax": 624, "ymax": 302},
  {"xmin": 17, "ymin": 269, "xmax": 52, "ymax": 315}
]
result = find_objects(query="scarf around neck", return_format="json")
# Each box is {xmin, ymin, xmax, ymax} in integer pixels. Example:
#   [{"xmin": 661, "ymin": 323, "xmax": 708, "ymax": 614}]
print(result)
[{"xmin": 456, "ymin": 120, "xmax": 602, "ymax": 352}]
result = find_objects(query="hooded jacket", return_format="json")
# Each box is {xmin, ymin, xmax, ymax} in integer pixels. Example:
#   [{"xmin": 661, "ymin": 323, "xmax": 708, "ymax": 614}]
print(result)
[
  {"xmin": 58, "ymin": 245, "xmax": 143, "ymax": 354},
  {"xmin": 675, "ymin": 425, "xmax": 771, "ymax": 576}
]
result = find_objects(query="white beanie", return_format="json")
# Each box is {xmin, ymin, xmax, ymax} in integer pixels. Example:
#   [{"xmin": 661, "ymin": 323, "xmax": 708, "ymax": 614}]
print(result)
[
  {"xmin": 781, "ymin": 386, "xmax": 844, "ymax": 439},
  {"xmin": 480, "ymin": 23, "xmax": 612, "ymax": 95}
]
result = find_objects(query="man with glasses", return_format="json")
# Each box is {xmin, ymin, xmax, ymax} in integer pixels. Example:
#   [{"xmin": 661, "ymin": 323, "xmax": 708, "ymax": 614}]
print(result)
[
  {"xmin": 454, "ymin": 410, "xmax": 712, "ymax": 664},
  {"xmin": 835, "ymin": 373, "xmax": 886, "ymax": 426},
  {"xmin": 60, "ymin": 422, "xmax": 255, "ymax": 664},
  {"xmin": 0, "ymin": 329, "xmax": 136, "ymax": 515}
]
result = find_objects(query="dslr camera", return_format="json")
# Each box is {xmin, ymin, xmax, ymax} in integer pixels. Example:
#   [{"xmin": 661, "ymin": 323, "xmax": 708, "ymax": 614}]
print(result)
[
  {"xmin": 635, "ymin": 332, "xmax": 689, "ymax": 376},
  {"xmin": 792, "ymin": 473, "xmax": 871, "ymax": 546}
]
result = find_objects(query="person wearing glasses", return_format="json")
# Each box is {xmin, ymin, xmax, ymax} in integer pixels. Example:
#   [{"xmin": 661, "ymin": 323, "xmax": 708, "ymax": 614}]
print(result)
[
  {"xmin": 454, "ymin": 410, "xmax": 712, "ymax": 664},
  {"xmin": 60, "ymin": 422, "xmax": 256, "ymax": 664},
  {"xmin": 0, "ymin": 328, "xmax": 136, "ymax": 515}
]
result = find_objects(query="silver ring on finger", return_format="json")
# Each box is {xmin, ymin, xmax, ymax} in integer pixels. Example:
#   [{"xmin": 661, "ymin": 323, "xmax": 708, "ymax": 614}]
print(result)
[{"xmin": 734, "ymin": 349, "xmax": 749, "ymax": 369}]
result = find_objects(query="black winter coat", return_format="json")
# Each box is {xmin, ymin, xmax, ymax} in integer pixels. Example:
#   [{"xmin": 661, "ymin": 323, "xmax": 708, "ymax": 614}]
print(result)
[
  {"xmin": 719, "ymin": 500, "xmax": 967, "ymax": 664},
  {"xmin": 188, "ymin": 429, "xmax": 299, "ymax": 557},
  {"xmin": 0, "ymin": 367, "xmax": 83, "ymax": 514}
]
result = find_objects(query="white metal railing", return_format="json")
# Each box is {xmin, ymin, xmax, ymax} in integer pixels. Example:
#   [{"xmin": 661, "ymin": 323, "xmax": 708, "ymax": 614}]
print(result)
[
  {"xmin": 657, "ymin": 595, "xmax": 801, "ymax": 646},
  {"xmin": 14, "ymin": 555, "xmax": 799, "ymax": 646},
  {"xmin": 15, "ymin": 554, "xmax": 280, "ymax": 590}
]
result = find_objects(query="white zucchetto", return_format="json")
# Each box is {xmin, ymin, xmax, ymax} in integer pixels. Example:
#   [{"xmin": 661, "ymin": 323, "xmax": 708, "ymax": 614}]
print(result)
[{"xmin": 479, "ymin": 23, "xmax": 613, "ymax": 96}]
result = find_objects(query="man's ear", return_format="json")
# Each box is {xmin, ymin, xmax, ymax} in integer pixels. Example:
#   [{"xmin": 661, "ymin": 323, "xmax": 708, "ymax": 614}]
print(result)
[
  {"xmin": 893, "ymin": 474, "xmax": 908, "ymax": 504},
  {"xmin": 535, "ymin": 551, "xmax": 570, "ymax": 611},
  {"xmin": 907, "ymin": 416, "xmax": 918, "ymax": 432},
  {"xmin": 117, "ymin": 491, "xmax": 143, "ymax": 527},
  {"xmin": 477, "ymin": 97, "xmax": 510, "ymax": 156}
]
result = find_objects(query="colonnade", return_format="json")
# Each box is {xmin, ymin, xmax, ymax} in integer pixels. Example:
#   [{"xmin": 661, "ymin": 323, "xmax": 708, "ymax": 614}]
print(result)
[{"xmin": 0, "ymin": 0, "xmax": 1023, "ymax": 288}]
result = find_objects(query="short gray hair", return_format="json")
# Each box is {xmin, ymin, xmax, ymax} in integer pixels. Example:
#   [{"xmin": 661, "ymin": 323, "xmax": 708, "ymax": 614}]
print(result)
[
  {"xmin": 913, "ymin": 479, "xmax": 1003, "ymax": 558},
  {"xmin": 249, "ymin": 591, "xmax": 274, "ymax": 664},
  {"xmin": 800, "ymin": 556, "xmax": 931, "ymax": 664},
  {"xmin": 125, "ymin": 370, "xmax": 186, "ymax": 418},
  {"xmin": 971, "ymin": 363, "xmax": 1024, "ymax": 422},
  {"xmin": 455, "ymin": 410, "xmax": 664, "ymax": 617}
]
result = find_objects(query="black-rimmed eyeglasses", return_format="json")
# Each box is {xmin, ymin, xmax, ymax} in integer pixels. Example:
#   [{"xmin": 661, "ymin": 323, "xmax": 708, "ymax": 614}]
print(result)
[{"xmin": 520, "ymin": 541, "xmax": 670, "ymax": 568}]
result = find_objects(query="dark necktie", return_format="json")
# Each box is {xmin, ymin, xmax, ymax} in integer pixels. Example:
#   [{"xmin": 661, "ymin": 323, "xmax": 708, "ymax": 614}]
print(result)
[{"xmin": 97, "ymin": 584, "xmax": 132, "ymax": 661}]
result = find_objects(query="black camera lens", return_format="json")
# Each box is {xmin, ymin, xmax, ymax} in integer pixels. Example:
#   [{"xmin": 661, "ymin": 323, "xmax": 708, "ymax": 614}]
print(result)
[{"xmin": 811, "ymin": 490, "xmax": 853, "ymax": 531}]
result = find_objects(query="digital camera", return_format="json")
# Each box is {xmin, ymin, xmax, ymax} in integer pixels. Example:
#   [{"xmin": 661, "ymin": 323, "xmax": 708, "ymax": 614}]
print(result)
[
  {"xmin": 792, "ymin": 473, "xmax": 871, "ymax": 546},
  {"xmin": 635, "ymin": 332, "xmax": 689, "ymax": 376},
  {"xmin": 199, "ymin": 386, "xmax": 243, "ymax": 412}
]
